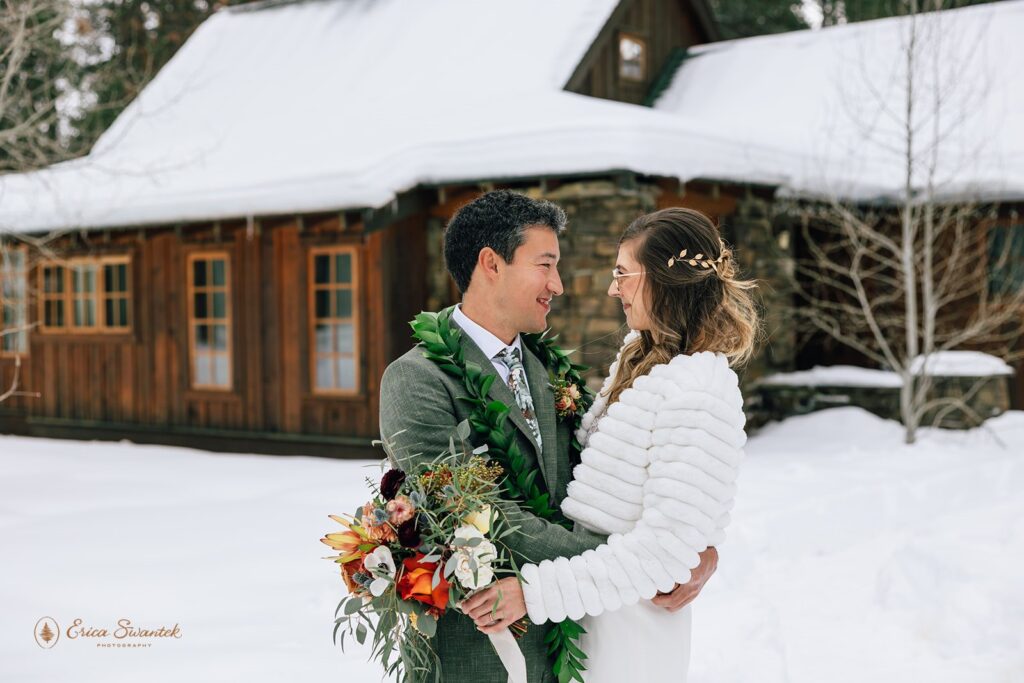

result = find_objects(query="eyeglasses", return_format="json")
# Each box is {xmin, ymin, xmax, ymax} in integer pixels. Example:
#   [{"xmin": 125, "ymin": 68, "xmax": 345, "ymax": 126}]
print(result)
[{"xmin": 610, "ymin": 267, "xmax": 643, "ymax": 284}]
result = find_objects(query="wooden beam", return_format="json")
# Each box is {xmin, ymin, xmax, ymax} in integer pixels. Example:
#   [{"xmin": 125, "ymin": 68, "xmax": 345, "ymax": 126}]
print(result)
[
  {"xmin": 296, "ymin": 216, "xmax": 306, "ymax": 233},
  {"xmin": 213, "ymin": 221, "xmax": 223, "ymax": 242}
]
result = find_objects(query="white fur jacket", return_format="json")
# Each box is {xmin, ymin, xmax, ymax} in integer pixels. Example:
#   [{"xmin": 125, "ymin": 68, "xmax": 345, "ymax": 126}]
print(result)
[{"xmin": 520, "ymin": 334, "xmax": 747, "ymax": 625}]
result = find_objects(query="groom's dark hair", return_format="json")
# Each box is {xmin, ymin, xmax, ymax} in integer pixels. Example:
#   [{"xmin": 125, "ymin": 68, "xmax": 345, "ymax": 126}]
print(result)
[{"xmin": 444, "ymin": 190, "xmax": 567, "ymax": 293}]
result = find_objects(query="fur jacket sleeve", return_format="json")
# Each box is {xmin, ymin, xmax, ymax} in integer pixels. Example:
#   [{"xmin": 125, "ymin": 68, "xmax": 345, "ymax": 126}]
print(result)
[{"xmin": 520, "ymin": 342, "xmax": 747, "ymax": 625}]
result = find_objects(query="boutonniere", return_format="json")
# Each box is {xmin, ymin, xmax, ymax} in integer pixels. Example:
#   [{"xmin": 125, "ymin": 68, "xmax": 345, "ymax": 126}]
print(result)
[{"xmin": 552, "ymin": 378, "xmax": 583, "ymax": 420}]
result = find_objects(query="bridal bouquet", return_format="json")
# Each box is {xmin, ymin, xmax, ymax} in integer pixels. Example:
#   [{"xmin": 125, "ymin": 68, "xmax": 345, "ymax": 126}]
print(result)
[{"xmin": 322, "ymin": 426, "xmax": 524, "ymax": 682}]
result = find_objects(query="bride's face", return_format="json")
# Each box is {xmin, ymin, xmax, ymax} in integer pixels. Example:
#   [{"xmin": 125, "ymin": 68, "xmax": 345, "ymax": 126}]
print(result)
[{"xmin": 608, "ymin": 239, "xmax": 650, "ymax": 330}]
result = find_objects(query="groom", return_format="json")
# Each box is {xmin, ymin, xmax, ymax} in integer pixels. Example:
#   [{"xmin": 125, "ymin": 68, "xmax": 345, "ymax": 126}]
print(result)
[{"xmin": 379, "ymin": 190, "xmax": 715, "ymax": 682}]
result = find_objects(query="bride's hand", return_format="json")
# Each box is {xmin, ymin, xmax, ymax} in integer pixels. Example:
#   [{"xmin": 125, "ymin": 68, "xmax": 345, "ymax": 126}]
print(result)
[
  {"xmin": 652, "ymin": 546, "xmax": 719, "ymax": 612},
  {"xmin": 462, "ymin": 577, "xmax": 527, "ymax": 634}
]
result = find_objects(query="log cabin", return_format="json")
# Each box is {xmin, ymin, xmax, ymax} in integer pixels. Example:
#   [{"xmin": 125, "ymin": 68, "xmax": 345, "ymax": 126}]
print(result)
[{"xmin": 1, "ymin": 0, "xmax": 1021, "ymax": 455}]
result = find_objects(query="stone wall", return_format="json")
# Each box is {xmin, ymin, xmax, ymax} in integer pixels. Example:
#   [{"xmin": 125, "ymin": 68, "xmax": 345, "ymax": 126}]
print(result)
[{"xmin": 534, "ymin": 180, "xmax": 659, "ymax": 392}]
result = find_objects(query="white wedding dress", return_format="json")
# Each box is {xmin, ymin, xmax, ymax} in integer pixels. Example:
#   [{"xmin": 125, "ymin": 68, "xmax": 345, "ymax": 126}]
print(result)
[
  {"xmin": 574, "ymin": 409, "xmax": 693, "ymax": 683},
  {"xmin": 520, "ymin": 334, "xmax": 747, "ymax": 683}
]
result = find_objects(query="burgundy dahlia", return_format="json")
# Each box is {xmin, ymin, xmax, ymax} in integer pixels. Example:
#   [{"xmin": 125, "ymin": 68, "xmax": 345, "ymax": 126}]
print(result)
[
  {"xmin": 397, "ymin": 517, "xmax": 422, "ymax": 548},
  {"xmin": 380, "ymin": 469, "xmax": 407, "ymax": 501}
]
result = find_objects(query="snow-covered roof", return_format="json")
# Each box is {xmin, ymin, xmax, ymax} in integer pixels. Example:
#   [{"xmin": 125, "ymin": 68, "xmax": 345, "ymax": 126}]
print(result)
[
  {"xmin": 3, "ymin": 0, "xmax": 1021, "ymax": 235},
  {"xmin": 0, "ymin": 0, "xmax": 790, "ymax": 234},
  {"xmin": 759, "ymin": 365, "xmax": 904, "ymax": 389},
  {"xmin": 909, "ymin": 351, "xmax": 1015, "ymax": 378},
  {"xmin": 655, "ymin": 0, "xmax": 1024, "ymax": 201},
  {"xmin": 760, "ymin": 352, "xmax": 1014, "ymax": 389}
]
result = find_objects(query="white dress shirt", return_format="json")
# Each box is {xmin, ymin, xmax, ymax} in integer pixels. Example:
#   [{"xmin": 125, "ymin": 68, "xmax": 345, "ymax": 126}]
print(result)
[{"xmin": 451, "ymin": 304, "xmax": 528, "ymax": 389}]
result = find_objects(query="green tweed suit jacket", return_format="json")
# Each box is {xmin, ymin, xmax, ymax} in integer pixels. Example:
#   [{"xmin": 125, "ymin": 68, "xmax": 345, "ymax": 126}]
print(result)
[{"xmin": 378, "ymin": 311, "xmax": 606, "ymax": 683}]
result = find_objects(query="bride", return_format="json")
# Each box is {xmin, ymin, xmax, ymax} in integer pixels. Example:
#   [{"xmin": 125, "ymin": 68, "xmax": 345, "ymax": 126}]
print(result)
[{"xmin": 463, "ymin": 207, "xmax": 758, "ymax": 681}]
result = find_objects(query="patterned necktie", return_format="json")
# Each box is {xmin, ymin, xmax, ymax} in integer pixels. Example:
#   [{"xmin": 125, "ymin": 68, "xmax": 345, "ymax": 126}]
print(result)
[{"xmin": 497, "ymin": 347, "xmax": 542, "ymax": 450}]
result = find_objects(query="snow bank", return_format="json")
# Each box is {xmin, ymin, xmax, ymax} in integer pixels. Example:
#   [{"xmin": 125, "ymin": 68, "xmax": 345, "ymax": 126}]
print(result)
[{"xmin": 3, "ymin": 408, "xmax": 1022, "ymax": 680}]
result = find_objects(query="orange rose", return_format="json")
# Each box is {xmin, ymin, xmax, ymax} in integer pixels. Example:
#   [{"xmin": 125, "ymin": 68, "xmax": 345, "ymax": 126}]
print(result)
[
  {"xmin": 340, "ymin": 558, "xmax": 367, "ymax": 596},
  {"xmin": 396, "ymin": 554, "xmax": 450, "ymax": 611}
]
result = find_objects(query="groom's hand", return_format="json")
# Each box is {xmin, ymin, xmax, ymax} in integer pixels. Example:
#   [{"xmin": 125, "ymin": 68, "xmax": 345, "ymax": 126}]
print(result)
[
  {"xmin": 652, "ymin": 546, "xmax": 719, "ymax": 612},
  {"xmin": 462, "ymin": 577, "xmax": 528, "ymax": 635}
]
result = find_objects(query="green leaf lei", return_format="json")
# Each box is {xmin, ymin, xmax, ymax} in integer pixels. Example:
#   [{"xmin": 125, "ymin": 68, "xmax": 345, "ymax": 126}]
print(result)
[{"xmin": 409, "ymin": 306, "xmax": 595, "ymax": 683}]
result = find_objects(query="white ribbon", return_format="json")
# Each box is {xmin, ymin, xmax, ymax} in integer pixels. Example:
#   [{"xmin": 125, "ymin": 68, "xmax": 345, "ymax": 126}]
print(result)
[{"xmin": 488, "ymin": 627, "xmax": 527, "ymax": 683}]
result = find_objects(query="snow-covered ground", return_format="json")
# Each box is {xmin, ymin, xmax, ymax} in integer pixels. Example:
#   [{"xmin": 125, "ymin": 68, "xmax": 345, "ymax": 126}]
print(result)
[{"xmin": 2, "ymin": 407, "xmax": 1022, "ymax": 682}]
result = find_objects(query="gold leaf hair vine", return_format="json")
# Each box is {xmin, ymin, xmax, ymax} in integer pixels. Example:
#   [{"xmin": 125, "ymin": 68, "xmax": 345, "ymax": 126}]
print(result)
[{"xmin": 667, "ymin": 247, "xmax": 729, "ymax": 273}]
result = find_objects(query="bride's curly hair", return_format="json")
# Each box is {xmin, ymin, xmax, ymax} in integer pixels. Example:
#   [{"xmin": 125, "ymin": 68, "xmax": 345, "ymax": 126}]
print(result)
[{"xmin": 605, "ymin": 208, "xmax": 760, "ymax": 405}]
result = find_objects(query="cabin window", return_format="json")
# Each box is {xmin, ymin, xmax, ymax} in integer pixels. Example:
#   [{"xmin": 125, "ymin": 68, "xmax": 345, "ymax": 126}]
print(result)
[
  {"xmin": 309, "ymin": 246, "xmax": 359, "ymax": 394},
  {"xmin": 619, "ymin": 33, "xmax": 647, "ymax": 82},
  {"xmin": 1, "ymin": 247, "xmax": 29, "ymax": 355},
  {"xmin": 187, "ymin": 253, "xmax": 232, "ymax": 390},
  {"xmin": 988, "ymin": 224, "xmax": 1024, "ymax": 296},
  {"xmin": 38, "ymin": 255, "xmax": 132, "ymax": 333}
]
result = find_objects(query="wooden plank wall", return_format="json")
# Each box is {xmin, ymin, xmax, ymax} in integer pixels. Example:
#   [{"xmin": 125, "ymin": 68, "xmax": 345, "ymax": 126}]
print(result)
[
  {"xmin": 570, "ymin": 0, "xmax": 706, "ymax": 105},
  {"xmin": 0, "ymin": 211, "xmax": 431, "ymax": 446}
]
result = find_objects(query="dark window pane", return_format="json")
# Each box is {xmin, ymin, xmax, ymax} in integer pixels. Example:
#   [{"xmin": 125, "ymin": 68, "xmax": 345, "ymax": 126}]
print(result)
[
  {"xmin": 314, "ymin": 290, "xmax": 329, "ymax": 318},
  {"xmin": 212, "ymin": 259, "xmax": 226, "ymax": 287},
  {"xmin": 314, "ymin": 254, "xmax": 330, "ymax": 284},
  {"xmin": 55, "ymin": 300, "xmax": 64, "ymax": 326},
  {"xmin": 335, "ymin": 253, "xmax": 352, "ymax": 283},
  {"xmin": 196, "ymin": 324, "xmax": 210, "ymax": 352},
  {"xmin": 193, "ymin": 260, "xmax": 206, "ymax": 287},
  {"xmin": 104, "ymin": 264, "xmax": 114, "ymax": 293},
  {"xmin": 988, "ymin": 225, "xmax": 1024, "ymax": 295},
  {"xmin": 334, "ymin": 289, "xmax": 352, "ymax": 318},
  {"xmin": 213, "ymin": 292, "xmax": 226, "ymax": 319},
  {"xmin": 118, "ymin": 298, "xmax": 128, "ymax": 326},
  {"xmin": 117, "ymin": 264, "xmax": 128, "ymax": 292},
  {"xmin": 194, "ymin": 293, "xmax": 208, "ymax": 319},
  {"xmin": 44, "ymin": 267, "xmax": 64, "ymax": 294},
  {"xmin": 105, "ymin": 299, "xmax": 115, "ymax": 326}
]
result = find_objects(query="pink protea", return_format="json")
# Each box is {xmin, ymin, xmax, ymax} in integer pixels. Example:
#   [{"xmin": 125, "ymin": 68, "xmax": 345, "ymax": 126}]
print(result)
[{"xmin": 386, "ymin": 495, "xmax": 416, "ymax": 526}]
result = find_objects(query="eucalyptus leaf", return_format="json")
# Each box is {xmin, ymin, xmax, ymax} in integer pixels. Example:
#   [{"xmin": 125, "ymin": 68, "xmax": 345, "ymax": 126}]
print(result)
[{"xmin": 417, "ymin": 614, "xmax": 437, "ymax": 638}]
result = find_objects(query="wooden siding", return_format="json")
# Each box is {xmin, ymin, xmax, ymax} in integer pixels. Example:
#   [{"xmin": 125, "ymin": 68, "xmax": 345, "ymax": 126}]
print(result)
[
  {"xmin": 566, "ymin": 0, "xmax": 709, "ymax": 105},
  {"xmin": 0, "ymin": 211, "xmax": 430, "ymax": 452}
]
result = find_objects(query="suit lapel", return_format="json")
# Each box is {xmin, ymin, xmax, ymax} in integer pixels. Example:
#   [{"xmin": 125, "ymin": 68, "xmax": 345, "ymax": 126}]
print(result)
[{"xmin": 522, "ymin": 345, "xmax": 558, "ymax": 493}]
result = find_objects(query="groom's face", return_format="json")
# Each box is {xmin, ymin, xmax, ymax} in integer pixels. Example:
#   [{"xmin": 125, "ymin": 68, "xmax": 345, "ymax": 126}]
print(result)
[{"xmin": 495, "ymin": 226, "xmax": 563, "ymax": 333}]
